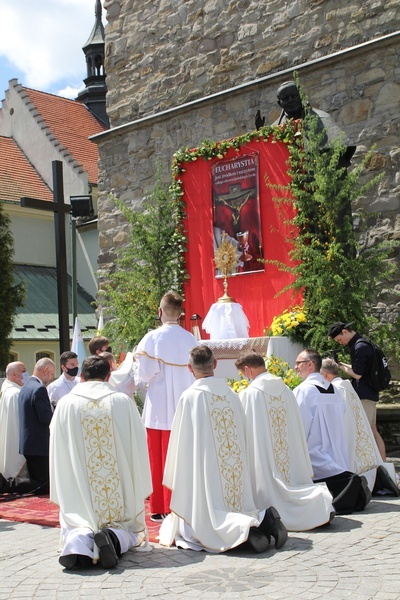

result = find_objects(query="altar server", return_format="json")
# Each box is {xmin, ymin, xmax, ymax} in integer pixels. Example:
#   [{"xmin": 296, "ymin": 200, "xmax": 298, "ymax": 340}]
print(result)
[{"xmin": 134, "ymin": 290, "xmax": 198, "ymax": 521}]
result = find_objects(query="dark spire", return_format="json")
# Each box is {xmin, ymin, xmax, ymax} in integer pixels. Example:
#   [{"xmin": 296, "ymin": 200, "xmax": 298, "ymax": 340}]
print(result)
[
  {"xmin": 76, "ymin": 0, "xmax": 109, "ymax": 126},
  {"xmin": 83, "ymin": 0, "xmax": 105, "ymax": 53}
]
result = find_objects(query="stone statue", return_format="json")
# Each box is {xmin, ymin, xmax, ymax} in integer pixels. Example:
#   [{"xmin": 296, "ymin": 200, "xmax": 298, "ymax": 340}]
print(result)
[
  {"xmin": 274, "ymin": 81, "xmax": 356, "ymax": 167},
  {"xmin": 256, "ymin": 81, "xmax": 356, "ymax": 167},
  {"xmin": 256, "ymin": 81, "xmax": 357, "ymax": 254}
]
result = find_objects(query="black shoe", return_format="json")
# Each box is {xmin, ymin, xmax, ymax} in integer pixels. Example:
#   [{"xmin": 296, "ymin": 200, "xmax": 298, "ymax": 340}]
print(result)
[
  {"xmin": 259, "ymin": 507, "xmax": 288, "ymax": 549},
  {"xmin": 94, "ymin": 529, "xmax": 118, "ymax": 569},
  {"xmin": 0, "ymin": 473, "xmax": 7, "ymax": 493},
  {"xmin": 150, "ymin": 513, "xmax": 167, "ymax": 522},
  {"xmin": 353, "ymin": 475, "xmax": 372, "ymax": 512},
  {"xmin": 59, "ymin": 554, "xmax": 78, "ymax": 569},
  {"xmin": 59, "ymin": 553, "xmax": 93, "ymax": 569},
  {"xmin": 373, "ymin": 465, "xmax": 400, "ymax": 497},
  {"xmin": 247, "ymin": 527, "xmax": 270, "ymax": 553},
  {"xmin": 77, "ymin": 554, "xmax": 94, "ymax": 569}
]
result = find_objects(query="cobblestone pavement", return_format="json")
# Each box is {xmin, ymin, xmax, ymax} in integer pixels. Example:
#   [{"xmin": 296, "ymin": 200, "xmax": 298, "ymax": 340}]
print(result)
[{"xmin": 1, "ymin": 495, "xmax": 400, "ymax": 600}]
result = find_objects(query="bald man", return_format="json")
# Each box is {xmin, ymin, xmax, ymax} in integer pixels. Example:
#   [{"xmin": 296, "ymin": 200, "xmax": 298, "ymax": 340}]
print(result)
[
  {"xmin": 0, "ymin": 362, "xmax": 29, "ymax": 480},
  {"xmin": 0, "ymin": 358, "xmax": 55, "ymax": 495}
]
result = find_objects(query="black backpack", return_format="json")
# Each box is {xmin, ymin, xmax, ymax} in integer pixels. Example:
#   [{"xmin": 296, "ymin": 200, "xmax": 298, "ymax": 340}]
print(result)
[{"xmin": 362, "ymin": 339, "xmax": 391, "ymax": 392}]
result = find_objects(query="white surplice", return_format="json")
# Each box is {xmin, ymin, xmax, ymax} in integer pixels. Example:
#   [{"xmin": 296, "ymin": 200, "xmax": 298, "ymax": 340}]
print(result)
[
  {"xmin": 134, "ymin": 323, "xmax": 198, "ymax": 430},
  {"xmin": 294, "ymin": 373, "xmax": 350, "ymax": 480},
  {"xmin": 332, "ymin": 377, "xmax": 397, "ymax": 490},
  {"xmin": 109, "ymin": 351, "xmax": 138, "ymax": 399},
  {"xmin": 0, "ymin": 379, "xmax": 26, "ymax": 478},
  {"xmin": 240, "ymin": 373, "xmax": 333, "ymax": 531},
  {"xmin": 159, "ymin": 377, "xmax": 261, "ymax": 552},
  {"xmin": 50, "ymin": 381, "xmax": 152, "ymax": 557}
]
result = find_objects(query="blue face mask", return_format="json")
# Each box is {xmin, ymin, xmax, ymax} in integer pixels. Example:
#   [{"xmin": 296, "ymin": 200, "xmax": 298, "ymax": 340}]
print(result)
[{"xmin": 21, "ymin": 372, "xmax": 30, "ymax": 385}]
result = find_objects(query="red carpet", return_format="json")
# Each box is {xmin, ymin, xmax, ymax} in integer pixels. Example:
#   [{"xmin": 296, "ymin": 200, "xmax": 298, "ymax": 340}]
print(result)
[{"xmin": 0, "ymin": 495, "xmax": 161, "ymax": 542}]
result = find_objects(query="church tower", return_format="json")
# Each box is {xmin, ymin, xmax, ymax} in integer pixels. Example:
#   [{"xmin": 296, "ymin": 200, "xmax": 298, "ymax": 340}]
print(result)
[{"xmin": 76, "ymin": 0, "xmax": 109, "ymax": 126}]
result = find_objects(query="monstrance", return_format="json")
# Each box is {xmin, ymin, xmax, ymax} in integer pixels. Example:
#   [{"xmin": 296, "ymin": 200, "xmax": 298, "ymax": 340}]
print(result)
[{"xmin": 214, "ymin": 231, "xmax": 239, "ymax": 303}]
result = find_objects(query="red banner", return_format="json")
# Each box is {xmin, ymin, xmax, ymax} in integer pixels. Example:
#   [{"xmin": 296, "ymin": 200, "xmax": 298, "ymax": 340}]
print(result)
[{"xmin": 180, "ymin": 136, "xmax": 302, "ymax": 338}]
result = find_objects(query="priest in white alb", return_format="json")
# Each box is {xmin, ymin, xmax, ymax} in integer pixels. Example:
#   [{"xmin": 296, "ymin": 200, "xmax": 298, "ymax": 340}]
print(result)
[
  {"xmin": 293, "ymin": 349, "xmax": 371, "ymax": 514},
  {"xmin": 159, "ymin": 345, "xmax": 288, "ymax": 553},
  {"xmin": 234, "ymin": 352, "xmax": 334, "ymax": 531},
  {"xmin": 0, "ymin": 362, "xmax": 29, "ymax": 482},
  {"xmin": 321, "ymin": 358, "xmax": 399, "ymax": 496},
  {"xmin": 50, "ymin": 356, "xmax": 152, "ymax": 569}
]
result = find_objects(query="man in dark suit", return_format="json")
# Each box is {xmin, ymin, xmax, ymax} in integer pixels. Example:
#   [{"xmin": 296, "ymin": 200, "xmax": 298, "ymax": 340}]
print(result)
[{"xmin": 0, "ymin": 357, "xmax": 55, "ymax": 495}]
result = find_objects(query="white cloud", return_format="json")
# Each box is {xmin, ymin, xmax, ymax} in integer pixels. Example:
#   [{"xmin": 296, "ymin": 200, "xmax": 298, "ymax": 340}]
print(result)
[
  {"xmin": 0, "ymin": 0, "xmax": 97, "ymax": 92},
  {"xmin": 56, "ymin": 85, "xmax": 84, "ymax": 100}
]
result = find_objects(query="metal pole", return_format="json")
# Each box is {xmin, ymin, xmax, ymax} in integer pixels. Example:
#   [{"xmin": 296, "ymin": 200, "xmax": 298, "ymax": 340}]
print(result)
[
  {"xmin": 71, "ymin": 217, "xmax": 78, "ymax": 325},
  {"xmin": 52, "ymin": 161, "xmax": 70, "ymax": 355}
]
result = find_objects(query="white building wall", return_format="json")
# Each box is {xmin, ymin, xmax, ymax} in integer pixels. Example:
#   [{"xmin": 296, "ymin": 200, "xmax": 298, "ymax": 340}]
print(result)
[
  {"xmin": 0, "ymin": 79, "xmax": 99, "ymax": 298},
  {"xmin": 0, "ymin": 80, "xmax": 88, "ymax": 197}
]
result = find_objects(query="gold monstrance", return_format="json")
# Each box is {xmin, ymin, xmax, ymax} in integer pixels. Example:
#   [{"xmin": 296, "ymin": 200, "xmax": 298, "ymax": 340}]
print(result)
[{"xmin": 214, "ymin": 232, "xmax": 239, "ymax": 303}]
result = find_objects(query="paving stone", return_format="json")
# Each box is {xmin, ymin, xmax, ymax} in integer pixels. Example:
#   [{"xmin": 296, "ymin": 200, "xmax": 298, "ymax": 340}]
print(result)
[{"xmin": 1, "ymin": 496, "xmax": 400, "ymax": 599}]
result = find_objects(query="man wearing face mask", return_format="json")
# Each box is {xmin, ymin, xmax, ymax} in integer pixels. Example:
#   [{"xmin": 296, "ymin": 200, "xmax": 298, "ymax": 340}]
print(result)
[
  {"xmin": 0, "ymin": 358, "xmax": 55, "ymax": 495},
  {"xmin": 0, "ymin": 362, "xmax": 29, "ymax": 481},
  {"xmin": 48, "ymin": 352, "xmax": 80, "ymax": 409}
]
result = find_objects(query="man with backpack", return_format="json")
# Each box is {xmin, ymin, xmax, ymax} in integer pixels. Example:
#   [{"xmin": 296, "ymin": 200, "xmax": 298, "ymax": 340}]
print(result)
[{"xmin": 328, "ymin": 321, "xmax": 388, "ymax": 460}]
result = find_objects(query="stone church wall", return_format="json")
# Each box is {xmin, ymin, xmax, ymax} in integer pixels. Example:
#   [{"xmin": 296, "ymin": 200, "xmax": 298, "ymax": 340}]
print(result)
[{"xmin": 96, "ymin": 0, "xmax": 400, "ymax": 328}]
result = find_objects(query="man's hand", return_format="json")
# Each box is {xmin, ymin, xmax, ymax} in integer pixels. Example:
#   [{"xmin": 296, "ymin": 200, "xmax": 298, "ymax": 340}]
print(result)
[{"xmin": 338, "ymin": 362, "xmax": 361, "ymax": 380}]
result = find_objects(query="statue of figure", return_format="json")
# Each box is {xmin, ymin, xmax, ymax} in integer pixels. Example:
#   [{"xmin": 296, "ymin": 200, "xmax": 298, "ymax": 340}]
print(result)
[
  {"xmin": 255, "ymin": 81, "xmax": 357, "ymax": 255},
  {"xmin": 255, "ymin": 81, "xmax": 356, "ymax": 167},
  {"xmin": 273, "ymin": 81, "xmax": 356, "ymax": 168}
]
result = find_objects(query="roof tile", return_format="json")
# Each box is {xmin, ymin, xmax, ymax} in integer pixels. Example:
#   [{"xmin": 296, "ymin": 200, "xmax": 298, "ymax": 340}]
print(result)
[
  {"xmin": 0, "ymin": 136, "xmax": 53, "ymax": 202},
  {"xmin": 22, "ymin": 87, "xmax": 107, "ymax": 183}
]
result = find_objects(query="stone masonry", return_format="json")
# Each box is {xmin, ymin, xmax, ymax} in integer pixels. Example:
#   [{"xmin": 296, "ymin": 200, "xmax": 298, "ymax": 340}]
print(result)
[{"xmin": 94, "ymin": 0, "xmax": 400, "ymax": 333}]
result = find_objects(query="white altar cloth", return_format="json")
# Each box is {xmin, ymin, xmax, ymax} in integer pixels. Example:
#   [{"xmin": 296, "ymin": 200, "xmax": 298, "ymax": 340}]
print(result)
[
  {"xmin": 205, "ymin": 337, "xmax": 303, "ymax": 379},
  {"xmin": 202, "ymin": 302, "xmax": 249, "ymax": 340}
]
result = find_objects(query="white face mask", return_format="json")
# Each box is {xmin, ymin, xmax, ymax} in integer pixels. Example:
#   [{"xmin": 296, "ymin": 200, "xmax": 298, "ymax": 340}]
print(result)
[{"xmin": 21, "ymin": 372, "xmax": 30, "ymax": 385}]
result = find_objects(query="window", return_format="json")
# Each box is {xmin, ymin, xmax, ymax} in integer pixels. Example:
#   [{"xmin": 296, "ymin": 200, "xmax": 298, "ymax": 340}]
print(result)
[{"xmin": 35, "ymin": 351, "xmax": 54, "ymax": 362}]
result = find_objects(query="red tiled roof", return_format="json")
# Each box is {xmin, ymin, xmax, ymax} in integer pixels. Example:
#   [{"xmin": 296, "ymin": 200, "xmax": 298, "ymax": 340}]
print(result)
[
  {"xmin": 0, "ymin": 136, "xmax": 53, "ymax": 202},
  {"xmin": 22, "ymin": 88, "xmax": 107, "ymax": 183}
]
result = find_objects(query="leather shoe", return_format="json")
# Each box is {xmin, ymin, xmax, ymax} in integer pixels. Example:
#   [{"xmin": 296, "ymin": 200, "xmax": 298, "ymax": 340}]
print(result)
[
  {"xmin": 59, "ymin": 553, "xmax": 93, "ymax": 569},
  {"xmin": 0, "ymin": 473, "xmax": 7, "ymax": 493},
  {"xmin": 259, "ymin": 506, "xmax": 288, "ymax": 549},
  {"xmin": 361, "ymin": 475, "xmax": 372, "ymax": 506},
  {"xmin": 247, "ymin": 527, "xmax": 270, "ymax": 553},
  {"xmin": 59, "ymin": 554, "xmax": 78, "ymax": 569},
  {"xmin": 94, "ymin": 529, "xmax": 118, "ymax": 568},
  {"xmin": 374, "ymin": 465, "xmax": 400, "ymax": 497}
]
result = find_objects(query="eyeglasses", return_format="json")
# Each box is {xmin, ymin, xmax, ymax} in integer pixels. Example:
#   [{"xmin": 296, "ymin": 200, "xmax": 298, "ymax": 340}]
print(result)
[{"xmin": 294, "ymin": 360, "xmax": 311, "ymax": 366}]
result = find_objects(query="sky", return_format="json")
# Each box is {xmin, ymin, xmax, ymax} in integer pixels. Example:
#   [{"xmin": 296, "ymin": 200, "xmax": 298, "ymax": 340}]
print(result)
[{"xmin": 0, "ymin": 0, "xmax": 100, "ymax": 101}]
